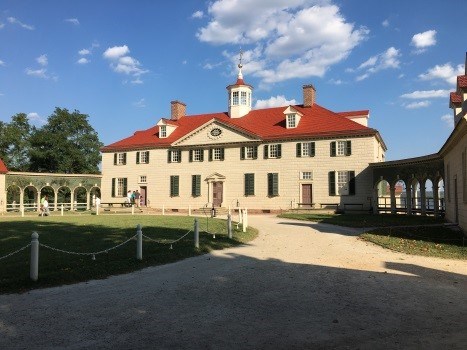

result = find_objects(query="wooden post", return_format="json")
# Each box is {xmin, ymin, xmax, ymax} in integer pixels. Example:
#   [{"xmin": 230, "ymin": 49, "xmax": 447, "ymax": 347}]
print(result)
[
  {"xmin": 227, "ymin": 214, "xmax": 232, "ymax": 239},
  {"xmin": 194, "ymin": 218, "xmax": 199, "ymax": 249},
  {"xmin": 30, "ymin": 232, "xmax": 39, "ymax": 281}
]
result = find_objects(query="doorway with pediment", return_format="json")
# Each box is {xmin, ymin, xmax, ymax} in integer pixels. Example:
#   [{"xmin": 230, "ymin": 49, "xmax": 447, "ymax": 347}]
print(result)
[{"xmin": 206, "ymin": 173, "xmax": 226, "ymax": 207}]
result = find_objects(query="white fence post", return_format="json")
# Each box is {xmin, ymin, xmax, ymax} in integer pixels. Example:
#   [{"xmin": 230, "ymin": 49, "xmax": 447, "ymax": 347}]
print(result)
[
  {"xmin": 244, "ymin": 208, "xmax": 248, "ymax": 229},
  {"xmin": 242, "ymin": 209, "xmax": 246, "ymax": 232},
  {"xmin": 194, "ymin": 218, "xmax": 199, "ymax": 249},
  {"xmin": 162, "ymin": 205, "xmax": 165, "ymax": 216},
  {"xmin": 21, "ymin": 206, "xmax": 25, "ymax": 217},
  {"xmin": 30, "ymin": 232, "xmax": 39, "ymax": 281},
  {"xmin": 238, "ymin": 208, "xmax": 243, "ymax": 224},
  {"xmin": 96, "ymin": 204, "xmax": 99, "ymax": 216},
  {"xmin": 61, "ymin": 204, "xmax": 64, "ymax": 216},
  {"xmin": 132, "ymin": 204, "xmax": 135, "ymax": 215},
  {"xmin": 136, "ymin": 224, "xmax": 142, "ymax": 260},
  {"xmin": 227, "ymin": 214, "xmax": 232, "ymax": 239},
  {"xmin": 188, "ymin": 205, "xmax": 191, "ymax": 216}
]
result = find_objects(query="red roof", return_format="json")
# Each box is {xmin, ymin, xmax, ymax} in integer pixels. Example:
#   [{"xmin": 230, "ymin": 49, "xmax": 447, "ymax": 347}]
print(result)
[
  {"xmin": 102, "ymin": 104, "xmax": 378, "ymax": 152},
  {"xmin": 0, "ymin": 158, "xmax": 8, "ymax": 173},
  {"xmin": 457, "ymin": 75, "xmax": 467, "ymax": 88},
  {"xmin": 450, "ymin": 92, "xmax": 462, "ymax": 104},
  {"xmin": 336, "ymin": 110, "xmax": 369, "ymax": 117}
]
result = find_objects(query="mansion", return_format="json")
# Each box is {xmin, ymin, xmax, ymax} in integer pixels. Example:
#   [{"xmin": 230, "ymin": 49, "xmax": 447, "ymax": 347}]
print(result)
[{"xmin": 100, "ymin": 64, "xmax": 386, "ymax": 211}]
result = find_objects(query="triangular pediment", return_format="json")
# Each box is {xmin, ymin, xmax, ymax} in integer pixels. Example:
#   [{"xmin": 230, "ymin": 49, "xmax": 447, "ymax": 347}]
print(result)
[
  {"xmin": 172, "ymin": 119, "xmax": 260, "ymax": 146},
  {"xmin": 205, "ymin": 172, "xmax": 226, "ymax": 181}
]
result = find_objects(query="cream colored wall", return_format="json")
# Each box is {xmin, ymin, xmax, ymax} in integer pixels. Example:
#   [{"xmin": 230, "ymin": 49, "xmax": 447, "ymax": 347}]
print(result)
[
  {"xmin": 443, "ymin": 133, "xmax": 467, "ymax": 231},
  {"xmin": 101, "ymin": 135, "xmax": 382, "ymax": 211},
  {"xmin": 0, "ymin": 174, "xmax": 5, "ymax": 212}
]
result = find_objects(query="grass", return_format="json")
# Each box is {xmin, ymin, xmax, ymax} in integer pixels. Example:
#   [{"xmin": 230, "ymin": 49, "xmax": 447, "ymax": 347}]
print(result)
[
  {"xmin": 279, "ymin": 212, "xmax": 466, "ymax": 260},
  {"xmin": 0, "ymin": 215, "xmax": 258, "ymax": 294}
]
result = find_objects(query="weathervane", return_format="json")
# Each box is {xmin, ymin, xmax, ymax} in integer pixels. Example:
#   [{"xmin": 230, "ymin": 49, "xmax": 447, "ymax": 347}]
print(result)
[{"xmin": 238, "ymin": 49, "xmax": 243, "ymax": 69}]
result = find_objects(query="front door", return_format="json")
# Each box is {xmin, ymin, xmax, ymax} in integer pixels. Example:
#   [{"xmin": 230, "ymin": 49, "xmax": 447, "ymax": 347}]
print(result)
[
  {"xmin": 212, "ymin": 182, "xmax": 223, "ymax": 207},
  {"xmin": 301, "ymin": 184, "xmax": 313, "ymax": 207},
  {"xmin": 139, "ymin": 186, "xmax": 147, "ymax": 206}
]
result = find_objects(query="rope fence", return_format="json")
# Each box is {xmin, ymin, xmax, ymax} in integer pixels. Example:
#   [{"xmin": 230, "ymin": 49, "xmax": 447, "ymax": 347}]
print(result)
[{"xmin": 2, "ymin": 212, "xmax": 244, "ymax": 282}]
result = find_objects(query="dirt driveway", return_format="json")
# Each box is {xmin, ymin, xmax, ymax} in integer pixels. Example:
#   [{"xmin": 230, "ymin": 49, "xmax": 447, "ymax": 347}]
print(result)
[{"xmin": 1, "ymin": 215, "xmax": 466, "ymax": 349}]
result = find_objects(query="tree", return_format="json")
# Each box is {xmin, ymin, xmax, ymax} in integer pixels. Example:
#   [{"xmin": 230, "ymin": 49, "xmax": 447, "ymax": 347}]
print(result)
[
  {"xmin": 29, "ymin": 108, "xmax": 103, "ymax": 174},
  {"xmin": 0, "ymin": 113, "xmax": 33, "ymax": 171}
]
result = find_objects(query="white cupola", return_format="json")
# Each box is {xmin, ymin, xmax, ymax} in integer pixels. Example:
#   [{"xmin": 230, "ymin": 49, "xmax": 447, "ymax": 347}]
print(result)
[{"xmin": 226, "ymin": 53, "xmax": 253, "ymax": 118}]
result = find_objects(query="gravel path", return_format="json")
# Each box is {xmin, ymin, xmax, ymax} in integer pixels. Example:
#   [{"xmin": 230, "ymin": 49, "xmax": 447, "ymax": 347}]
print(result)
[{"xmin": 1, "ymin": 215, "xmax": 466, "ymax": 349}]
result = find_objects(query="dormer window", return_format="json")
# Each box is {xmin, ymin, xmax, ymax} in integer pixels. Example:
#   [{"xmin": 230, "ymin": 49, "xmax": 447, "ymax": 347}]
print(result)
[
  {"xmin": 241, "ymin": 91, "xmax": 247, "ymax": 105},
  {"xmin": 287, "ymin": 114, "xmax": 297, "ymax": 128},
  {"xmin": 160, "ymin": 125, "xmax": 167, "ymax": 138},
  {"xmin": 232, "ymin": 91, "xmax": 239, "ymax": 106}
]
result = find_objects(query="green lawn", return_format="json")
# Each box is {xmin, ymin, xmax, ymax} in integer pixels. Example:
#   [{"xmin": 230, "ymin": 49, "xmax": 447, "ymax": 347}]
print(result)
[
  {"xmin": 279, "ymin": 212, "xmax": 466, "ymax": 260},
  {"xmin": 0, "ymin": 215, "xmax": 257, "ymax": 294}
]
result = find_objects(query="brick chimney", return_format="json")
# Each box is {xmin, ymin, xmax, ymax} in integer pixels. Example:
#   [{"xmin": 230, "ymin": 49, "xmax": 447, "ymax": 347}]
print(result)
[
  {"xmin": 171, "ymin": 100, "xmax": 186, "ymax": 120},
  {"xmin": 303, "ymin": 84, "xmax": 316, "ymax": 107}
]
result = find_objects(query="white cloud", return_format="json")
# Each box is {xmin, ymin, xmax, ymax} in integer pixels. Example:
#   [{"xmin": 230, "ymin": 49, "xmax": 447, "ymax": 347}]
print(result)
[
  {"xmin": 103, "ymin": 45, "xmax": 148, "ymax": 83},
  {"xmin": 25, "ymin": 68, "xmax": 48, "ymax": 78},
  {"xmin": 36, "ymin": 54, "xmax": 48, "ymax": 66},
  {"xmin": 411, "ymin": 30, "xmax": 436, "ymax": 53},
  {"xmin": 27, "ymin": 112, "xmax": 46, "ymax": 124},
  {"xmin": 133, "ymin": 98, "xmax": 146, "ymax": 108},
  {"xmin": 353, "ymin": 47, "xmax": 401, "ymax": 81},
  {"xmin": 103, "ymin": 45, "xmax": 130, "ymax": 59},
  {"xmin": 419, "ymin": 63, "xmax": 464, "ymax": 85},
  {"xmin": 382, "ymin": 19, "xmax": 389, "ymax": 27},
  {"xmin": 405, "ymin": 101, "xmax": 431, "ymax": 109},
  {"xmin": 79, "ymin": 49, "xmax": 91, "ymax": 55},
  {"xmin": 197, "ymin": 1, "xmax": 368, "ymax": 86},
  {"xmin": 7, "ymin": 16, "xmax": 34, "ymax": 30},
  {"xmin": 0, "ymin": 22, "xmax": 4, "ymax": 29},
  {"xmin": 77, "ymin": 57, "xmax": 90, "ymax": 64},
  {"xmin": 328, "ymin": 78, "xmax": 344, "ymax": 85},
  {"xmin": 0, "ymin": 59, "xmax": 5, "ymax": 66},
  {"xmin": 440, "ymin": 114, "xmax": 453, "ymax": 128},
  {"xmin": 64, "ymin": 18, "xmax": 80, "ymax": 25},
  {"xmin": 400, "ymin": 89, "xmax": 449, "ymax": 99},
  {"xmin": 192, "ymin": 11, "xmax": 203, "ymax": 19},
  {"xmin": 254, "ymin": 95, "xmax": 297, "ymax": 109}
]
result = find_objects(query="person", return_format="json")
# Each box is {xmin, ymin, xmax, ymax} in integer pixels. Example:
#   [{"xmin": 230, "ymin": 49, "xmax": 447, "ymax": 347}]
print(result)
[
  {"xmin": 134, "ymin": 190, "xmax": 141, "ymax": 208},
  {"xmin": 131, "ymin": 191, "xmax": 136, "ymax": 205},
  {"xmin": 126, "ymin": 190, "xmax": 132, "ymax": 207},
  {"xmin": 95, "ymin": 196, "xmax": 101, "ymax": 210},
  {"xmin": 40, "ymin": 196, "xmax": 50, "ymax": 216}
]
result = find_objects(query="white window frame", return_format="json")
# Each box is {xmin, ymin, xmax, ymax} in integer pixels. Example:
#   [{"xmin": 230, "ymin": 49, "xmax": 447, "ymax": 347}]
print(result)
[
  {"xmin": 213, "ymin": 148, "xmax": 222, "ymax": 161},
  {"xmin": 117, "ymin": 153, "xmax": 125, "ymax": 165},
  {"xmin": 269, "ymin": 144, "xmax": 279, "ymax": 158},
  {"xmin": 160, "ymin": 125, "xmax": 167, "ymax": 138},
  {"xmin": 240, "ymin": 91, "xmax": 247, "ymax": 105},
  {"xmin": 140, "ymin": 151, "xmax": 149, "ymax": 164},
  {"xmin": 116, "ymin": 178, "xmax": 125, "ymax": 197},
  {"xmin": 138, "ymin": 175, "xmax": 147, "ymax": 184},
  {"xmin": 287, "ymin": 114, "xmax": 297, "ymax": 128},
  {"xmin": 300, "ymin": 171, "xmax": 313, "ymax": 180},
  {"xmin": 337, "ymin": 171, "xmax": 349, "ymax": 195},
  {"xmin": 193, "ymin": 149, "xmax": 203, "ymax": 162},
  {"xmin": 337, "ymin": 141, "xmax": 346, "ymax": 156},
  {"xmin": 171, "ymin": 150, "xmax": 180, "ymax": 163},
  {"xmin": 301, "ymin": 143, "xmax": 310, "ymax": 157},
  {"xmin": 245, "ymin": 146, "xmax": 255, "ymax": 159},
  {"xmin": 232, "ymin": 91, "xmax": 239, "ymax": 106}
]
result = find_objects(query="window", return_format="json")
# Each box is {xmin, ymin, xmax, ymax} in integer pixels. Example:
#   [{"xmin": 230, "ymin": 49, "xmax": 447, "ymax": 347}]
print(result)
[
  {"xmin": 136, "ymin": 151, "xmax": 150, "ymax": 164},
  {"xmin": 296, "ymin": 142, "xmax": 315, "ymax": 157},
  {"xmin": 189, "ymin": 149, "xmax": 204, "ymax": 162},
  {"xmin": 168, "ymin": 149, "xmax": 181, "ymax": 163},
  {"xmin": 241, "ymin": 91, "xmax": 247, "ymax": 105},
  {"xmin": 329, "ymin": 171, "xmax": 355, "ymax": 196},
  {"xmin": 264, "ymin": 144, "xmax": 282, "ymax": 159},
  {"xmin": 330, "ymin": 141, "xmax": 351, "ymax": 157},
  {"xmin": 170, "ymin": 176, "xmax": 179, "ymax": 197},
  {"xmin": 287, "ymin": 114, "xmax": 296, "ymax": 128},
  {"xmin": 232, "ymin": 91, "xmax": 239, "ymax": 105},
  {"xmin": 160, "ymin": 125, "xmax": 167, "ymax": 138},
  {"xmin": 240, "ymin": 146, "xmax": 258, "ymax": 160},
  {"xmin": 267, "ymin": 173, "xmax": 279, "ymax": 197},
  {"xmin": 209, "ymin": 147, "xmax": 224, "ymax": 161},
  {"xmin": 244, "ymin": 173, "xmax": 255, "ymax": 196},
  {"xmin": 111, "ymin": 178, "xmax": 127, "ymax": 197},
  {"xmin": 300, "ymin": 171, "xmax": 313, "ymax": 180},
  {"xmin": 139, "ymin": 175, "xmax": 147, "ymax": 184},
  {"xmin": 192, "ymin": 175, "xmax": 201, "ymax": 197},
  {"xmin": 113, "ymin": 152, "xmax": 127, "ymax": 165}
]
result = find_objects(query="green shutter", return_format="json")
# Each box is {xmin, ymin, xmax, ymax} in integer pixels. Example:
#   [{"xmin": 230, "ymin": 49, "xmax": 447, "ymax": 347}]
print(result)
[
  {"xmin": 268, "ymin": 173, "xmax": 279, "ymax": 197},
  {"xmin": 253, "ymin": 146, "xmax": 258, "ymax": 159},
  {"xmin": 349, "ymin": 171, "xmax": 356, "ymax": 195},
  {"xmin": 296, "ymin": 143, "xmax": 302, "ymax": 157},
  {"xmin": 240, "ymin": 147, "xmax": 245, "ymax": 160},
  {"xmin": 170, "ymin": 176, "xmax": 179, "ymax": 197},
  {"xmin": 330, "ymin": 142, "xmax": 336, "ymax": 157},
  {"xmin": 346, "ymin": 141, "xmax": 352, "ymax": 156},
  {"xmin": 264, "ymin": 145, "xmax": 269, "ymax": 159},
  {"xmin": 113, "ymin": 153, "xmax": 117, "ymax": 165},
  {"xmin": 220, "ymin": 148, "xmax": 225, "ymax": 161},
  {"xmin": 192, "ymin": 175, "xmax": 201, "ymax": 197},
  {"xmin": 111, "ymin": 178, "xmax": 115, "ymax": 197},
  {"xmin": 146, "ymin": 151, "xmax": 150, "ymax": 164},
  {"xmin": 178, "ymin": 150, "xmax": 182, "ymax": 162},
  {"xmin": 200, "ymin": 149, "xmax": 204, "ymax": 162},
  {"xmin": 310, "ymin": 142, "xmax": 315, "ymax": 157},
  {"xmin": 136, "ymin": 152, "xmax": 140, "ymax": 164},
  {"xmin": 209, "ymin": 149, "xmax": 213, "ymax": 161},
  {"xmin": 189, "ymin": 150, "xmax": 193, "ymax": 162},
  {"xmin": 277, "ymin": 144, "xmax": 282, "ymax": 158},
  {"xmin": 329, "ymin": 171, "xmax": 336, "ymax": 196},
  {"xmin": 244, "ymin": 173, "xmax": 255, "ymax": 196},
  {"xmin": 168, "ymin": 150, "xmax": 172, "ymax": 163},
  {"xmin": 123, "ymin": 178, "xmax": 128, "ymax": 195}
]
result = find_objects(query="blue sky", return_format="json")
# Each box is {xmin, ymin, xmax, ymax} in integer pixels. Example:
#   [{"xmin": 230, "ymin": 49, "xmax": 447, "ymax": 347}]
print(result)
[{"xmin": 1, "ymin": 0, "xmax": 466, "ymax": 161}]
